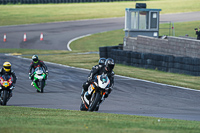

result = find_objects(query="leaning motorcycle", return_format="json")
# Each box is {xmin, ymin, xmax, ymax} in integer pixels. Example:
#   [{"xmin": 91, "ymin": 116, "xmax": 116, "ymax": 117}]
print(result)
[
  {"xmin": 0, "ymin": 74, "xmax": 14, "ymax": 105},
  {"xmin": 80, "ymin": 74, "xmax": 110, "ymax": 111},
  {"xmin": 32, "ymin": 67, "xmax": 47, "ymax": 93}
]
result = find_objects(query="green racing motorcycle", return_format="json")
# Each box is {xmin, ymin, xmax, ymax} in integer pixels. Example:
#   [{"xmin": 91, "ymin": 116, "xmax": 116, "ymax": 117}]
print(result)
[{"xmin": 31, "ymin": 67, "xmax": 47, "ymax": 93}]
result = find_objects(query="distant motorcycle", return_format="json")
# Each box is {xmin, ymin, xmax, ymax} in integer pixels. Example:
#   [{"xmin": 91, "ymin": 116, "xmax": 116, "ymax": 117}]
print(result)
[
  {"xmin": 80, "ymin": 74, "xmax": 110, "ymax": 111},
  {"xmin": 32, "ymin": 67, "xmax": 47, "ymax": 93},
  {"xmin": 0, "ymin": 74, "xmax": 14, "ymax": 105}
]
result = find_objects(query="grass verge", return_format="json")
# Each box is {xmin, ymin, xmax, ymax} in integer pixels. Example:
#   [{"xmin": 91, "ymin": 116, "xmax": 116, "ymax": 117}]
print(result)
[{"xmin": 0, "ymin": 106, "xmax": 200, "ymax": 133}]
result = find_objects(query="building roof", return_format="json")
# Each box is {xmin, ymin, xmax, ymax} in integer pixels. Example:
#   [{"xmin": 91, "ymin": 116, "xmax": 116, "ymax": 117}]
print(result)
[{"xmin": 126, "ymin": 8, "xmax": 162, "ymax": 12}]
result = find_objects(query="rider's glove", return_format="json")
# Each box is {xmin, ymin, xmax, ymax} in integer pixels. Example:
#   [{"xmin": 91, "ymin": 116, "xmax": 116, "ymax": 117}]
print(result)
[
  {"xmin": 45, "ymin": 70, "xmax": 49, "ymax": 75},
  {"xmin": 29, "ymin": 73, "xmax": 32, "ymax": 79},
  {"xmin": 87, "ymin": 76, "xmax": 93, "ymax": 83},
  {"xmin": 12, "ymin": 83, "xmax": 15, "ymax": 90}
]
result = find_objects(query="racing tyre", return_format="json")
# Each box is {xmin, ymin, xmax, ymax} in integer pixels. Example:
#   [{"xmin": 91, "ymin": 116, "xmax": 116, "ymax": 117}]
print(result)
[
  {"xmin": 40, "ymin": 80, "xmax": 45, "ymax": 93},
  {"xmin": 94, "ymin": 106, "xmax": 99, "ymax": 111},
  {"xmin": 88, "ymin": 92, "xmax": 101, "ymax": 111},
  {"xmin": 2, "ymin": 90, "xmax": 9, "ymax": 106}
]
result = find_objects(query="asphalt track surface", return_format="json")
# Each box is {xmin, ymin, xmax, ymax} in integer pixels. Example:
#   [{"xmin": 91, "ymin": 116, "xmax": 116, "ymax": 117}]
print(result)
[
  {"xmin": 0, "ymin": 11, "xmax": 200, "ymax": 50},
  {"xmin": 1, "ymin": 12, "xmax": 200, "ymax": 121}
]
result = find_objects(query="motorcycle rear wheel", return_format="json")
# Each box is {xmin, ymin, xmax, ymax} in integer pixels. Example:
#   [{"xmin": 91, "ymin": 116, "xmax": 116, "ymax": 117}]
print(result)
[{"xmin": 88, "ymin": 92, "xmax": 101, "ymax": 111}]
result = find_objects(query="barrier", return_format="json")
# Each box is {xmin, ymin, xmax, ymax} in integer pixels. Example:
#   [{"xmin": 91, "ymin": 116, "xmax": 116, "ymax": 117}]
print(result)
[{"xmin": 99, "ymin": 45, "xmax": 200, "ymax": 76}]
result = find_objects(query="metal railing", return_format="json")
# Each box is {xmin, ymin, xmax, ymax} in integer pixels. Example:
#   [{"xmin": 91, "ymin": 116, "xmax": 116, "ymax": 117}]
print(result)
[{"xmin": 159, "ymin": 21, "xmax": 174, "ymax": 36}]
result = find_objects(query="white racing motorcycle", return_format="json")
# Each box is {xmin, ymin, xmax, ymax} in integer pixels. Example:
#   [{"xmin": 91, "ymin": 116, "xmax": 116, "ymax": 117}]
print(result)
[{"xmin": 80, "ymin": 74, "xmax": 110, "ymax": 111}]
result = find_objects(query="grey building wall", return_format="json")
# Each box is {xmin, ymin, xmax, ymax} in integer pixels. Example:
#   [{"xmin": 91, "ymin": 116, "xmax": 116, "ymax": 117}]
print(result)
[
  {"xmin": 123, "ymin": 35, "xmax": 200, "ymax": 58},
  {"xmin": 124, "ymin": 31, "xmax": 160, "ymax": 38}
]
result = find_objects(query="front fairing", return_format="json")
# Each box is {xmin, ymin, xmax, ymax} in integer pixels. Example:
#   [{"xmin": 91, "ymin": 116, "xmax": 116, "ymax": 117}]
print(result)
[
  {"xmin": 88, "ymin": 74, "xmax": 110, "ymax": 95},
  {"xmin": 0, "ymin": 75, "xmax": 13, "ymax": 90},
  {"xmin": 33, "ymin": 67, "xmax": 46, "ymax": 81},
  {"xmin": 34, "ymin": 73, "xmax": 46, "ymax": 81},
  {"xmin": 97, "ymin": 75, "xmax": 110, "ymax": 88},
  {"xmin": 93, "ymin": 74, "xmax": 110, "ymax": 88}
]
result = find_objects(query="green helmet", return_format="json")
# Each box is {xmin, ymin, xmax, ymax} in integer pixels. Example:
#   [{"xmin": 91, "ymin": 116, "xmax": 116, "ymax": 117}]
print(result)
[{"xmin": 32, "ymin": 55, "xmax": 38, "ymax": 63}]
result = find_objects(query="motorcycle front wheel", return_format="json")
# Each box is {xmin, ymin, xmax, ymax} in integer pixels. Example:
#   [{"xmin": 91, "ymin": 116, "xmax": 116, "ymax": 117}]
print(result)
[
  {"xmin": 40, "ymin": 80, "xmax": 45, "ymax": 93},
  {"xmin": 88, "ymin": 92, "xmax": 101, "ymax": 111},
  {"xmin": 1, "ymin": 90, "xmax": 9, "ymax": 105}
]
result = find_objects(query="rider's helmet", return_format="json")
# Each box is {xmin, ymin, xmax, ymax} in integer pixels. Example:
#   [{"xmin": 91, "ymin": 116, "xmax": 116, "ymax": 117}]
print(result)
[
  {"xmin": 105, "ymin": 58, "xmax": 115, "ymax": 72},
  {"xmin": 98, "ymin": 58, "xmax": 106, "ymax": 66},
  {"xmin": 32, "ymin": 55, "xmax": 39, "ymax": 63},
  {"xmin": 3, "ymin": 62, "xmax": 11, "ymax": 72}
]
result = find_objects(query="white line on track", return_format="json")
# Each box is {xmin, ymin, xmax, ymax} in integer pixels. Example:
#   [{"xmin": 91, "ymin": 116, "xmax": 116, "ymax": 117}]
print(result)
[
  {"xmin": 66, "ymin": 30, "xmax": 109, "ymax": 51},
  {"xmin": 67, "ymin": 34, "xmax": 91, "ymax": 51},
  {"xmin": 7, "ymin": 54, "xmax": 200, "ymax": 93}
]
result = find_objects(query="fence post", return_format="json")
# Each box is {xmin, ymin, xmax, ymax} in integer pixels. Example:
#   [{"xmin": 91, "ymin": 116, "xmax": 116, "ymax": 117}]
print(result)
[{"xmin": 172, "ymin": 22, "xmax": 175, "ymax": 36}]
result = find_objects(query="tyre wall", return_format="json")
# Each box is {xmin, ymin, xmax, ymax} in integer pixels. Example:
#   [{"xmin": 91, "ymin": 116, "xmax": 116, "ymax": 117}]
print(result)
[{"xmin": 99, "ymin": 46, "xmax": 200, "ymax": 76}]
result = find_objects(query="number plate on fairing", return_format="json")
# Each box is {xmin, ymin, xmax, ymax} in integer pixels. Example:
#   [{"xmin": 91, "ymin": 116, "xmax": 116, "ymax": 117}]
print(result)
[{"xmin": 88, "ymin": 85, "xmax": 94, "ymax": 95}]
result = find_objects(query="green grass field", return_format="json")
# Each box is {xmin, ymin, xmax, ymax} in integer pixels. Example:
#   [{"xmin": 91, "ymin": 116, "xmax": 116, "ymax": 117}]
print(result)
[
  {"xmin": 0, "ymin": 0, "xmax": 199, "ymax": 26},
  {"xmin": 159, "ymin": 21, "xmax": 200, "ymax": 38},
  {"xmin": 70, "ymin": 21, "xmax": 200, "ymax": 51},
  {"xmin": 1, "ymin": 0, "xmax": 200, "ymax": 132},
  {"xmin": 1, "ymin": 106, "xmax": 200, "ymax": 133}
]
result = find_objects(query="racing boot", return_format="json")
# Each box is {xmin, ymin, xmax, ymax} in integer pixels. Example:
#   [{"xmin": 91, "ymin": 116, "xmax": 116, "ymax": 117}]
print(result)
[
  {"xmin": 83, "ymin": 91, "xmax": 91, "ymax": 109},
  {"xmin": 31, "ymin": 82, "xmax": 34, "ymax": 86}
]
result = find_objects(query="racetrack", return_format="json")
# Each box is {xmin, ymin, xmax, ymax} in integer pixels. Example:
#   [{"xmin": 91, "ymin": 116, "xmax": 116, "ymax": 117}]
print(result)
[
  {"xmin": 0, "ymin": 17, "xmax": 124, "ymax": 50},
  {"xmin": 3, "ymin": 53, "xmax": 200, "ymax": 121},
  {"xmin": 0, "ymin": 12, "xmax": 200, "ymax": 50},
  {"xmin": 1, "ymin": 12, "xmax": 200, "ymax": 121}
]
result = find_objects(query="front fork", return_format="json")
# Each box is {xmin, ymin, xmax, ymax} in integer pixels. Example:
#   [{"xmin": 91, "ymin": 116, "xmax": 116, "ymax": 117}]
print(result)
[
  {"xmin": 89, "ymin": 85, "xmax": 106, "ymax": 104},
  {"xmin": 33, "ymin": 81, "xmax": 41, "ymax": 91}
]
